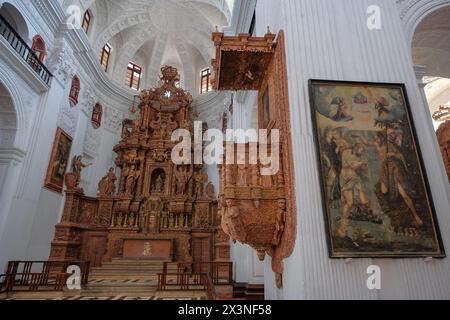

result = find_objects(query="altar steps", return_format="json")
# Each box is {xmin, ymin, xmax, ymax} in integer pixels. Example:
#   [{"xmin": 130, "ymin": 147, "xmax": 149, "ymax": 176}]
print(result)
[
  {"xmin": 83, "ymin": 259, "xmax": 206, "ymax": 299},
  {"xmin": 81, "ymin": 280, "xmax": 158, "ymax": 297}
]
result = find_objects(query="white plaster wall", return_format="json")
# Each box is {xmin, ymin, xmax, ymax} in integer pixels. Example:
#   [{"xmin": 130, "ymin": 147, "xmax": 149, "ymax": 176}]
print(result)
[
  {"xmin": 230, "ymin": 90, "xmax": 265, "ymax": 285},
  {"xmin": 232, "ymin": 243, "xmax": 264, "ymax": 285},
  {"xmin": 255, "ymin": 0, "xmax": 450, "ymax": 300},
  {"xmin": 0, "ymin": 81, "xmax": 64, "ymax": 270},
  {"xmin": 0, "ymin": 0, "xmax": 133, "ymax": 273}
]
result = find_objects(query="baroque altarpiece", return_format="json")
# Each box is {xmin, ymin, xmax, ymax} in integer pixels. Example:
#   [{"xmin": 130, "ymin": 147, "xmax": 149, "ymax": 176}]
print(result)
[{"xmin": 49, "ymin": 67, "xmax": 230, "ymax": 266}]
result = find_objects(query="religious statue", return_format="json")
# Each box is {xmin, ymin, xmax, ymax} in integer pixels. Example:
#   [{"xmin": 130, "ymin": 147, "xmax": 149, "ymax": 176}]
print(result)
[
  {"xmin": 121, "ymin": 119, "xmax": 133, "ymax": 139},
  {"xmin": 223, "ymin": 199, "xmax": 246, "ymax": 243},
  {"xmin": 205, "ymin": 182, "xmax": 215, "ymax": 200},
  {"xmin": 193, "ymin": 171, "xmax": 208, "ymax": 199},
  {"xmin": 125, "ymin": 165, "xmax": 140, "ymax": 195},
  {"xmin": 153, "ymin": 174, "xmax": 164, "ymax": 193},
  {"xmin": 150, "ymin": 113, "xmax": 162, "ymax": 139},
  {"xmin": 71, "ymin": 155, "xmax": 92, "ymax": 188},
  {"xmin": 237, "ymin": 164, "xmax": 248, "ymax": 186},
  {"xmin": 98, "ymin": 167, "xmax": 117, "ymax": 197},
  {"xmin": 272, "ymin": 200, "xmax": 286, "ymax": 245},
  {"xmin": 174, "ymin": 165, "xmax": 193, "ymax": 196},
  {"xmin": 166, "ymin": 114, "xmax": 178, "ymax": 139},
  {"xmin": 140, "ymin": 200, "xmax": 149, "ymax": 234}
]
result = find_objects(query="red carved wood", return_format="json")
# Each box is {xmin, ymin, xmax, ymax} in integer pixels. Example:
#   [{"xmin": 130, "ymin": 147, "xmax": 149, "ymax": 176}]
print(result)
[
  {"xmin": 212, "ymin": 31, "xmax": 297, "ymax": 288},
  {"xmin": 437, "ymin": 120, "xmax": 450, "ymax": 182},
  {"xmin": 49, "ymin": 67, "xmax": 230, "ymax": 269}
]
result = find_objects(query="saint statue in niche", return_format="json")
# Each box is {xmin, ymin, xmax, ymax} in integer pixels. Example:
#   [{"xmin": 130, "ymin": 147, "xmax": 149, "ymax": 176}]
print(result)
[
  {"xmin": 155, "ymin": 175, "xmax": 164, "ymax": 192},
  {"xmin": 151, "ymin": 169, "xmax": 166, "ymax": 194}
]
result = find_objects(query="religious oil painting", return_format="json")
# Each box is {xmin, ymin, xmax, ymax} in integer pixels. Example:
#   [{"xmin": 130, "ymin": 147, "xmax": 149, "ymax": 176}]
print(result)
[
  {"xmin": 309, "ymin": 80, "xmax": 444, "ymax": 258},
  {"xmin": 45, "ymin": 128, "xmax": 73, "ymax": 193}
]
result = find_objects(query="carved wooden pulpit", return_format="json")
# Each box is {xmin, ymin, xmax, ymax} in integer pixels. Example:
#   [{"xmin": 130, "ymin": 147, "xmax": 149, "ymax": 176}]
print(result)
[{"xmin": 212, "ymin": 30, "xmax": 297, "ymax": 288}]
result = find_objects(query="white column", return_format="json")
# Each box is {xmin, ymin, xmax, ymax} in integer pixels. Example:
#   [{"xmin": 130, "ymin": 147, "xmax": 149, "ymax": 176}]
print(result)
[
  {"xmin": 256, "ymin": 0, "xmax": 450, "ymax": 300},
  {"xmin": 230, "ymin": 90, "xmax": 264, "ymax": 285}
]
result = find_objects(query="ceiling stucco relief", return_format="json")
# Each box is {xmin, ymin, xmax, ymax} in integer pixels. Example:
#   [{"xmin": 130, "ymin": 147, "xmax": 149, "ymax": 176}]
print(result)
[{"xmin": 62, "ymin": 0, "xmax": 232, "ymax": 95}]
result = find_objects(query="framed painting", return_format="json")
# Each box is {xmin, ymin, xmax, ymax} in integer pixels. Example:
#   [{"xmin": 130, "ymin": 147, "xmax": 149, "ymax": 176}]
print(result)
[
  {"xmin": 309, "ymin": 79, "xmax": 445, "ymax": 258},
  {"xmin": 45, "ymin": 127, "xmax": 73, "ymax": 193}
]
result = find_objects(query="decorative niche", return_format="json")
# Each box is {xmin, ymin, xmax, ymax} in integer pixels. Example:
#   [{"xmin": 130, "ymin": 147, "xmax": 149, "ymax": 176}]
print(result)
[{"xmin": 212, "ymin": 29, "xmax": 297, "ymax": 288}]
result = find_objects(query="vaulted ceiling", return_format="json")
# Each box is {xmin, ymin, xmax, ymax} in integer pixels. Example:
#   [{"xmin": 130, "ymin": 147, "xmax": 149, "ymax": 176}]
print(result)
[
  {"xmin": 63, "ymin": 0, "xmax": 233, "ymax": 94},
  {"xmin": 412, "ymin": 5, "xmax": 450, "ymax": 79},
  {"xmin": 412, "ymin": 5, "xmax": 450, "ymax": 128}
]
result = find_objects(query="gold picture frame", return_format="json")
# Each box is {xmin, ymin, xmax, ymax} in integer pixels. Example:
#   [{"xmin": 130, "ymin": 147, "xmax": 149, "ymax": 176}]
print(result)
[{"xmin": 44, "ymin": 128, "xmax": 73, "ymax": 194}]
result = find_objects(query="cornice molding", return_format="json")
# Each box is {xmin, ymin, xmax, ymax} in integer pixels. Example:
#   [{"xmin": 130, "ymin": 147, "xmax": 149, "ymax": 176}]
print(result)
[
  {"xmin": 0, "ymin": 37, "xmax": 49, "ymax": 93},
  {"xmin": 31, "ymin": 0, "xmax": 136, "ymax": 111}
]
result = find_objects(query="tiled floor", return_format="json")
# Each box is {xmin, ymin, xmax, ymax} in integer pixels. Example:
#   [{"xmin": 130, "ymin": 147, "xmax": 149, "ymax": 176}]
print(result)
[{"xmin": 1, "ymin": 296, "xmax": 206, "ymax": 300}]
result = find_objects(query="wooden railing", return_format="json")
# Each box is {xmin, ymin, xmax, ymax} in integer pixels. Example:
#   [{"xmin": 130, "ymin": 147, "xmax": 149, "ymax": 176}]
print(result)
[
  {"xmin": 157, "ymin": 272, "xmax": 208, "ymax": 291},
  {"xmin": 0, "ymin": 261, "xmax": 90, "ymax": 293},
  {"xmin": 158, "ymin": 261, "xmax": 232, "ymax": 300},
  {"xmin": 0, "ymin": 14, "xmax": 53, "ymax": 85},
  {"xmin": 205, "ymin": 273, "xmax": 217, "ymax": 300},
  {"xmin": 169, "ymin": 261, "xmax": 233, "ymax": 285},
  {"xmin": 157, "ymin": 272, "xmax": 217, "ymax": 300}
]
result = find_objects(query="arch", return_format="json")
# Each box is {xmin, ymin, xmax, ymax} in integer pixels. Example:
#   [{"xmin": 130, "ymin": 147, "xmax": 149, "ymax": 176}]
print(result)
[
  {"xmin": 31, "ymin": 35, "xmax": 46, "ymax": 62},
  {"xmin": 402, "ymin": 0, "xmax": 450, "ymax": 45},
  {"xmin": 0, "ymin": 81, "xmax": 17, "ymax": 149},
  {"xmin": 411, "ymin": 5, "xmax": 450, "ymax": 79},
  {"xmin": 409, "ymin": 3, "xmax": 450, "ymax": 116},
  {"xmin": 0, "ymin": 2, "xmax": 29, "ymax": 41},
  {"xmin": 0, "ymin": 63, "xmax": 27, "ymax": 150}
]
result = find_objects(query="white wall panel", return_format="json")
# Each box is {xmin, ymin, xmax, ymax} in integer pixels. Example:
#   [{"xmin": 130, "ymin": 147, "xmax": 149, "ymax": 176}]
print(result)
[{"xmin": 256, "ymin": 0, "xmax": 450, "ymax": 300}]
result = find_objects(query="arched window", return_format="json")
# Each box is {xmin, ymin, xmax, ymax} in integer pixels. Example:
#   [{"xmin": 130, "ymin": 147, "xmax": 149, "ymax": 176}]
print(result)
[
  {"xmin": 91, "ymin": 103, "xmax": 103, "ymax": 129},
  {"xmin": 82, "ymin": 10, "xmax": 92, "ymax": 34},
  {"xmin": 200, "ymin": 68, "xmax": 212, "ymax": 94},
  {"xmin": 100, "ymin": 43, "xmax": 112, "ymax": 72},
  {"xmin": 69, "ymin": 75, "xmax": 81, "ymax": 107},
  {"xmin": 126, "ymin": 61, "xmax": 142, "ymax": 90},
  {"xmin": 31, "ymin": 35, "xmax": 46, "ymax": 62},
  {"xmin": 0, "ymin": 3, "xmax": 29, "ymax": 41}
]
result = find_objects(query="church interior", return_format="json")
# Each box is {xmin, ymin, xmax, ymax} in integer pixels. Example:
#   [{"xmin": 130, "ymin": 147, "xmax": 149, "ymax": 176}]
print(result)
[{"xmin": 0, "ymin": 0, "xmax": 450, "ymax": 301}]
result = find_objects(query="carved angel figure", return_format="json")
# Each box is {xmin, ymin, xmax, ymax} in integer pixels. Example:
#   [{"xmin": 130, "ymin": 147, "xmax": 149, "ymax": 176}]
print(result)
[
  {"xmin": 174, "ymin": 165, "xmax": 193, "ymax": 196},
  {"xmin": 71, "ymin": 155, "xmax": 92, "ymax": 187},
  {"xmin": 193, "ymin": 171, "xmax": 208, "ymax": 199},
  {"xmin": 98, "ymin": 167, "xmax": 117, "ymax": 197},
  {"xmin": 125, "ymin": 165, "xmax": 140, "ymax": 195}
]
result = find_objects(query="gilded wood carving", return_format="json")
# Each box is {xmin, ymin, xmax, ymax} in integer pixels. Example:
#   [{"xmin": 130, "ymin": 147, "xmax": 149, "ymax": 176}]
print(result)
[
  {"xmin": 49, "ymin": 67, "xmax": 230, "ymax": 266},
  {"xmin": 212, "ymin": 31, "xmax": 297, "ymax": 288}
]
